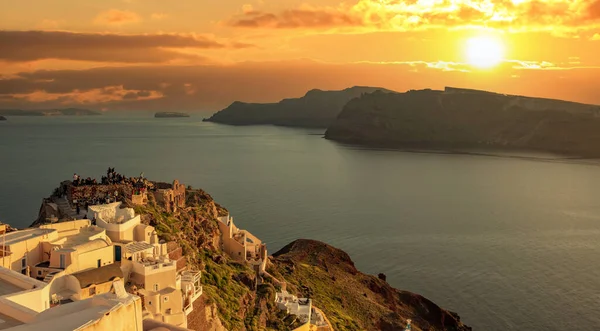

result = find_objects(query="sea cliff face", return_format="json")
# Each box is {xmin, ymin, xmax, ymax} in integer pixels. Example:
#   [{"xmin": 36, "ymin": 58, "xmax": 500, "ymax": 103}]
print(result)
[
  {"xmin": 204, "ymin": 86, "xmax": 396, "ymax": 128},
  {"xmin": 325, "ymin": 87, "xmax": 600, "ymax": 157},
  {"xmin": 269, "ymin": 239, "xmax": 471, "ymax": 331}
]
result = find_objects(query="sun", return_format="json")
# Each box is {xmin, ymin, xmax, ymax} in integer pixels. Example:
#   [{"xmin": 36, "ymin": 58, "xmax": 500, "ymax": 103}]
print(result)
[{"xmin": 465, "ymin": 36, "xmax": 505, "ymax": 69}]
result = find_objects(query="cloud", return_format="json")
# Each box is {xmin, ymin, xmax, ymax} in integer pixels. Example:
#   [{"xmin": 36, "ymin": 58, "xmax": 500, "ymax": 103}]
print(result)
[
  {"xmin": 0, "ymin": 31, "xmax": 248, "ymax": 63},
  {"xmin": 94, "ymin": 9, "xmax": 141, "ymax": 26},
  {"xmin": 2, "ymin": 59, "xmax": 600, "ymax": 111},
  {"xmin": 36, "ymin": 19, "xmax": 64, "ymax": 30},
  {"xmin": 592, "ymin": 33, "xmax": 600, "ymax": 40},
  {"xmin": 229, "ymin": 5, "xmax": 364, "ymax": 29},
  {"xmin": 10, "ymin": 86, "xmax": 162, "ymax": 104},
  {"xmin": 242, "ymin": 4, "xmax": 255, "ymax": 14},
  {"xmin": 150, "ymin": 13, "xmax": 168, "ymax": 20},
  {"xmin": 227, "ymin": 0, "xmax": 600, "ymax": 34}
]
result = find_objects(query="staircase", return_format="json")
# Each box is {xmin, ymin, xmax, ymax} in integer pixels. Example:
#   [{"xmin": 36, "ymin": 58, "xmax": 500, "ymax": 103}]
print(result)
[
  {"xmin": 44, "ymin": 271, "xmax": 59, "ymax": 283},
  {"xmin": 55, "ymin": 197, "xmax": 78, "ymax": 219}
]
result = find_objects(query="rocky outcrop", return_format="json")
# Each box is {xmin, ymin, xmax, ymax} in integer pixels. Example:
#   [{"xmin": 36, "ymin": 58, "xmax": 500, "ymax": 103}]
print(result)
[
  {"xmin": 325, "ymin": 87, "xmax": 600, "ymax": 157},
  {"xmin": 270, "ymin": 239, "xmax": 471, "ymax": 331},
  {"xmin": 204, "ymin": 86, "xmax": 396, "ymax": 128}
]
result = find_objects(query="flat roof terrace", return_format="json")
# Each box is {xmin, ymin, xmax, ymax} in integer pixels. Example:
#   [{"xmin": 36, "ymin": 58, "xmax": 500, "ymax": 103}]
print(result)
[
  {"xmin": 55, "ymin": 226, "xmax": 105, "ymax": 248},
  {"xmin": 1, "ymin": 228, "xmax": 54, "ymax": 246}
]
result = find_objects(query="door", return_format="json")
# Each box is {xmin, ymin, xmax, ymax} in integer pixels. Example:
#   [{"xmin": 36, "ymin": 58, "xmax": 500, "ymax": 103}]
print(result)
[
  {"xmin": 59, "ymin": 254, "xmax": 65, "ymax": 269},
  {"xmin": 115, "ymin": 245, "xmax": 122, "ymax": 262},
  {"xmin": 97, "ymin": 259, "xmax": 101, "ymax": 268}
]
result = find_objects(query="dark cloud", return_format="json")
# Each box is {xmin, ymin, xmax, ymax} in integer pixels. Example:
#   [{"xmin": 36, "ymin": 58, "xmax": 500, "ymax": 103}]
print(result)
[
  {"xmin": 0, "ymin": 30, "xmax": 248, "ymax": 63},
  {"xmin": 229, "ymin": 9, "xmax": 364, "ymax": 28},
  {"xmin": 1, "ymin": 60, "xmax": 599, "ymax": 111}
]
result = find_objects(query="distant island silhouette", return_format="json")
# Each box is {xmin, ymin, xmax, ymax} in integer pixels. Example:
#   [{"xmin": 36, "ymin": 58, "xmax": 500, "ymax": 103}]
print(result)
[
  {"xmin": 155, "ymin": 112, "xmax": 190, "ymax": 118},
  {"xmin": 325, "ymin": 87, "xmax": 600, "ymax": 158},
  {"xmin": 203, "ymin": 86, "xmax": 396, "ymax": 128}
]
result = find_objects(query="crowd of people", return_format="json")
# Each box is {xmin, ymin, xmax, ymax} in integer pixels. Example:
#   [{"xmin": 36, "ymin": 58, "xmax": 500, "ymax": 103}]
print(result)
[
  {"xmin": 69, "ymin": 168, "xmax": 155, "ymax": 217},
  {"xmin": 72, "ymin": 174, "xmax": 97, "ymax": 186},
  {"xmin": 71, "ymin": 168, "xmax": 154, "ymax": 190}
]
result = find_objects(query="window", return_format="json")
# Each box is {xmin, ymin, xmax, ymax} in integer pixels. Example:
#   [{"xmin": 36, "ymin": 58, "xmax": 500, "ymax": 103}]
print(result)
[
  {"xmin": 148, "ymin": 301, "xmax": 152, "ymax": 306},
  {"xmin": 21, "ymin": 258, "xmax": 27, "ymax": 268},
  {"xmin": 97, "ymin": 259, "xmax": 101, "ymax": 268},
  {"xmin": 38, "ymin": 270, "xmax": 42, "ymax": 276},
  {"xmin": 154, "ymin": 284, "xmax": 159, "ymax": 291},
  {"xmin": 59, "ymin": 254, "xmax": 66, "ymax": 269},
  {"xmin": 89, "ymin": 287, "xmax": 96, "ymax": 296},
  {"xmin": 164, "ymin": 296, "xmax": 169, "ymax": 302}
]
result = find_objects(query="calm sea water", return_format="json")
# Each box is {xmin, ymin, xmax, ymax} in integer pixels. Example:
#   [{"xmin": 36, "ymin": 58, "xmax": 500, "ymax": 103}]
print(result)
[{"xmin": 1, "ymin": 115, "xmax": 600, "ymax": 330}]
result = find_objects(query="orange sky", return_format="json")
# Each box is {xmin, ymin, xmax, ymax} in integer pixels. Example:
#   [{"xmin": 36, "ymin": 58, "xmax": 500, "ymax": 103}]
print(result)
[{"xmin": 1, "ymin": 0, "xmax": 600, "ymax": 111}]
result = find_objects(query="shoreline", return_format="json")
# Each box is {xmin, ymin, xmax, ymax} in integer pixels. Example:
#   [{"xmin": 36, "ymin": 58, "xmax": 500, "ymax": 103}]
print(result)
[{"xmin": 325, "ymin": 138, "xmax": 600, "ymax": 165}]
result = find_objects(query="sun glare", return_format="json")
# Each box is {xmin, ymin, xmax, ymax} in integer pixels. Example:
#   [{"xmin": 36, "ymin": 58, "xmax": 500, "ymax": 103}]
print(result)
[{"xmin": 465, "ymin": 36, "xmax": 505, "ymax": 69}]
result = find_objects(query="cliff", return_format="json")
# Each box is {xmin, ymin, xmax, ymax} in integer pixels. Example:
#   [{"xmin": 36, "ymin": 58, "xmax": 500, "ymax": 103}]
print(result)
[
  {"xmin": 269, "ymin": 239, "xmax": 470, "ymax": 331},
  {"xmin": 325, "ymin": 87, "xmax": 600, "ymax": 157},
  {"xmin": 0, "ymin": 108, "xmax": 100, "ymax": 116},
  {"xmin": 32, "ymin": 176, "xmax": 470, "ymax": 331},
  {"xmin": 155, "ymin": 112, "xmax": 191, "ymax": 118},
  {"xmin": 204, "ymin": 86, "xmax": 396, "ymax": 128}
]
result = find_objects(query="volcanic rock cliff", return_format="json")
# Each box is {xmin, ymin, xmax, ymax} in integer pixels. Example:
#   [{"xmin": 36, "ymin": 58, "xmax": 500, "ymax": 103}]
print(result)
[
  {"xmin": 325, "ymin": 87, "xmax": 600, "ymax": 157},
  {"xmin": 269, "ymin": 239, "xmax": 470, "ymax": 331},
  {"xmin": 33, "ymin": 178, "xmax": 470, "ymax": 331},
  {"xmin": 204, "ymin": 86, "xmax": 396, "ymax": 128}
]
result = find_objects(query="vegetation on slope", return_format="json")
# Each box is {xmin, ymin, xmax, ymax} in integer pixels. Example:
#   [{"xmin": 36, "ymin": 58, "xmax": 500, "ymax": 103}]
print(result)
[
  {"xmin": 268, "ymin": 239, "xmax": 471, "ymax": 331},
  {"xmin": 132, "ymin": 188, "xmax": 288, "ymax": 330}
]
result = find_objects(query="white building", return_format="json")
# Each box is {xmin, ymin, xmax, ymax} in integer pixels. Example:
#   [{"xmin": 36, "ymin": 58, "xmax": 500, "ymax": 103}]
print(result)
[{"xmin": 275, "ymin": 290, "xmax": 312, "ymax": 324}]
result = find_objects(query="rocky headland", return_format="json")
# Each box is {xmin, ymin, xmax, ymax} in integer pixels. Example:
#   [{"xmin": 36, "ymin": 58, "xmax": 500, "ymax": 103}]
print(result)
[
  {"xmin": 325, "ymin": 87, "xmax": 600, "ymax": 158},
  {"xmin": 0, "ymin": 108, "xmax": 101, "ymax": 116},
  {"xmin": 204, "ymin": 86, "xmax": 396, "ymax": 128},
  {"xmin": 155, "ymin": 112, "xmax": 191, "ymax": 118},
  {"xmin": 30, "ymin": 174, "xmax": 470, "ymax": 331}
]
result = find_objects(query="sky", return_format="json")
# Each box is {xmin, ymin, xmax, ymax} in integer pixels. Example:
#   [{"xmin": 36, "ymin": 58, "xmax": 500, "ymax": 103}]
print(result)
[{"xmin": 1, "ymin": 0, "xmax": 600, "ymax": 111}]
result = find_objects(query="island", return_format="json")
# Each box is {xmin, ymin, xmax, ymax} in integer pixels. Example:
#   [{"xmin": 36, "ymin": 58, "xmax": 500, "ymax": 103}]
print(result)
[
  {"xmin": 325, "ymin": 87, "xmax": 600, "ymax": 158},
  {"xmin": 0, "ymin": 169, "xmax": 473, "ymax": 331},
  {"xmin": 0, "ymin": 108, "xmax": 101, "ymax": 116},
  {"xmin": 155, "ymin": 111, "xmax": 191, "ymax": 118},
  {"xmin": 0, "ymin": 115, "xmax": 6, "ymax": 121},
  {"xmin": 204, "ymin": 86, "xmax": 396, "ymax": 128}
]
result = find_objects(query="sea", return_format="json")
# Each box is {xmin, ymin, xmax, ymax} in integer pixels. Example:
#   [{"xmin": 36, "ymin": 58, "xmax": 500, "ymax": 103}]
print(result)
[{"xmin": 1, "ymin": 114, "xmax": 600, "ymax": 331}]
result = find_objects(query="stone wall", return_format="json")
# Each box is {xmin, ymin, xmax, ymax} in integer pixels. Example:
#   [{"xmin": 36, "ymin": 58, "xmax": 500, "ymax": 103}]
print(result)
[
  {"xmin": 152, "ymin": 180, "xmax": 186, "ymax": 212},
  {"xmin": 167, "ymin": 241, "xmax": 186, "ymax": 272}
]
